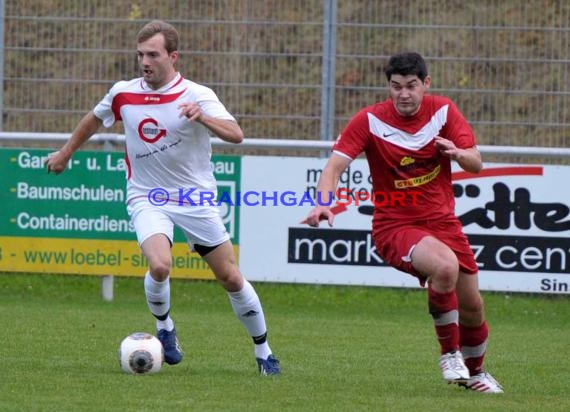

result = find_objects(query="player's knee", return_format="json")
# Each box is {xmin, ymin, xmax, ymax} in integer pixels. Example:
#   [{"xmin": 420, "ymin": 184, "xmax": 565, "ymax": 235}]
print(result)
[
  {"xmin": 460, "ymin": 296, "xmax": 484, "ymax": 317},
  {"xmin": 430, "ymin": 258, "xmax": 459, "ymax": 288},
  {"xmin": 215, "ymin": 265, "xmax": 243, "ymax": 291},
  {"xmin": 458, "ymin": 292, "xmax": 485, "ymax": 326},
  {"xmin": 149, "ymin": 260, "xmax": 171, "ymax": 281}
]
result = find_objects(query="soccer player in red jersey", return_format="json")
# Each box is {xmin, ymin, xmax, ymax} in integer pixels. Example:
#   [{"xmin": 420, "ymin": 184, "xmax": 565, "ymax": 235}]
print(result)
[{"xmin": 305, "ymin": 52, "xmax": 502, "ymax": 393}]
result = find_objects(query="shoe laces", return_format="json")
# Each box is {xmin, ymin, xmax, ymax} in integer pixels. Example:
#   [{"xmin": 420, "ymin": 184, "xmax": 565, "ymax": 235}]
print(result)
[
  {"xmin": 158, "ymin": 329, "xmax": 179, "ymax": 348},
  {"xmin": 266, "ymin": 356, "xmax": 279, "ymax": 369},
  {"xmin": 442, "ymin": 351, "xmax": 464, "ymax": 370},
  {"xmin": 259, "ymin": 355, "xmax": 280, "ymax": 374}
]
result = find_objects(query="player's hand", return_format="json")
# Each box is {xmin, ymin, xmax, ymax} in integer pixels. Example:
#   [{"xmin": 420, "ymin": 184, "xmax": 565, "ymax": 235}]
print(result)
[
  {"xmin": 45, "ymin": 150, "xmax": 71, "ymax": 175},
  {"xmin": 178, "ymin": 102, "xmax": 204, "ymax": 123},
  {"xmin": 434, "ymin": 136, "xmax": 460, "ymax": 159},
  {"xmin": 304, "ymin": 206, "xmax": 335, "ymax": 228}
]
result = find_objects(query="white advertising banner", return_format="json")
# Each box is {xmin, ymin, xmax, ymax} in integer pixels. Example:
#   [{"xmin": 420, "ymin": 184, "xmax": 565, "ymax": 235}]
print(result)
[{"xmin": 239, "ymin": 156, "xmax": 570, "ymax": 294}]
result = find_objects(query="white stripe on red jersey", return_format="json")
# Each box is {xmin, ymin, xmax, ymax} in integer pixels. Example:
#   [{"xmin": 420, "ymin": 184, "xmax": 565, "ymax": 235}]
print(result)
[{"xmin": 333, "ymin": 95, "xmax": 476, "ymax": 223}]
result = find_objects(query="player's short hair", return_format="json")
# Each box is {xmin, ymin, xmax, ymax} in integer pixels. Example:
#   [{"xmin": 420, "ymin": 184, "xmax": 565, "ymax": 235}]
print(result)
[
  {"xmin": 385, "ymin": 52, "xmax": 428, "ymax": 82},
  {"xmin": 137, "ymin": 20, "xmax": 179, "ymax": 53}
]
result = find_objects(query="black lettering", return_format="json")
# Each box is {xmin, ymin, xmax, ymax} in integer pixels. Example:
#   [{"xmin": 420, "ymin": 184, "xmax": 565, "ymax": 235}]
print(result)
[
  {"xmin": 541, "ymin": 278, "xmax": 570, "ymax": 292},
  {"xmin": 459, "ymin": 183, "xmax": 570, "ymax": 232},
  {"xmin": 467, "ymin": 234, "xmax": 570, "ymax": 273},
  {"xmin": 288, "ymin": 228, "xmax": 384, "ymax": 266},
  {"xmin": 306, "ymin": 169, "xmax": 322, "ymax": 183}
]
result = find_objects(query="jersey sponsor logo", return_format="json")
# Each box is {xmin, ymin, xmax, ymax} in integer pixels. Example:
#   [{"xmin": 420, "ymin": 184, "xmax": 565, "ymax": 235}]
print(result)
[
  {"xmin": 137, "ymin": 118, "xmax": 167, "ymax": 143},
  {"xmin": 400, "ymin": 156, "xmax": 415, "ymax": 166},
  {"xmin": 394, "ymin": 164, "xmax": 441, "ymax": 188}
]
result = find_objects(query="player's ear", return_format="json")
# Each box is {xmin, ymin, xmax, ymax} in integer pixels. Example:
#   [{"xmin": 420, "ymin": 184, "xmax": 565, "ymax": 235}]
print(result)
[
  {"xmin": 170, "ymin": 50, "xmax": 179, "ymax": 65},
  {"xmin": 423, "ymin": 75, "xmax": 431, "ymax": 89}
]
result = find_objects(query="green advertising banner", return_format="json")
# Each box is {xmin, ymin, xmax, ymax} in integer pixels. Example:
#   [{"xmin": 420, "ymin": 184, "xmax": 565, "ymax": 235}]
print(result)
[{"xmin": 0, "ymin": 148, "xmax": 240, "ymax": 278}]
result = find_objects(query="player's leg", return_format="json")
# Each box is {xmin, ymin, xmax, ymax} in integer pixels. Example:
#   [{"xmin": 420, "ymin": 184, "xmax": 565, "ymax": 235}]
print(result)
[
  {"xmin": 127, "ymin": 202, "xmax": 183, "ymax": 365},
  {"xmin": 456, "ymin": 272, "xmax": 503, "ymax": 393},
  {"xmin": 140, "ymin": 234, "xmax": 183, "ymax": 364},
  {"xmin": 141, "ymin": 233, "xmax": 173, "ymax": 320},
  {"xmin": 411, "ymin": 236, "xmax": 469, "ymax": 382},
  {"xmin": 198, "ymin": 240, "xmax": 280, "ymax": 375},
  {"xmin": 175, "ymin": 204, "xmax": 280, "ymax": 375},
  {"xmin": 374, "ymin": 225, "xmax": 469, "ymax": 382},
  {"xmin": 456, "ymin": 271, "xmax": 485, "ymax": 373}
]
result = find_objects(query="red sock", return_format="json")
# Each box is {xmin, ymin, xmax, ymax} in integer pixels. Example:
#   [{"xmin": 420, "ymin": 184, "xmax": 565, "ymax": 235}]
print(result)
[
  {"xmin": 428, "ymin": 285, "xmax": 459, "ymax": 354},
  {"xmin": 460, "ymin": 322, "xmax": 488, "ymax": 375}
]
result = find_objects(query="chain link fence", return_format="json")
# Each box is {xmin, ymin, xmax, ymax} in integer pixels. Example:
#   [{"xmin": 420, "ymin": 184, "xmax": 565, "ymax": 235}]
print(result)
[{"xmin": 2, "ymin": 0, "xmax": 569, "ymax": 157}]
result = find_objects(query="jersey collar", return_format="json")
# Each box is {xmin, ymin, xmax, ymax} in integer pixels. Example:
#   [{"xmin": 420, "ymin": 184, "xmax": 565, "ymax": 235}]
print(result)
[{"xmin": 141, "ymin": 72, "xmax": 183, "ymax": 93}]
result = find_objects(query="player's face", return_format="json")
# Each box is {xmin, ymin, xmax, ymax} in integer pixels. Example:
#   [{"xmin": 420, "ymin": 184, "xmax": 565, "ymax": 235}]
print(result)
[
  {"xmin": 388, "ymin": 74, "xmax": 431, "ymax": 117},
  {"xmin": 137, "ymin": 34, "xmax": 178, "ymax": 90}
]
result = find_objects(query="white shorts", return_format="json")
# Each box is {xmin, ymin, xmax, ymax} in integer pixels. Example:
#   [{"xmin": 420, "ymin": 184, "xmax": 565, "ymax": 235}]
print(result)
[{"xmin": 126, "ymin": 200, "xmax": 230, "ymax": 249}]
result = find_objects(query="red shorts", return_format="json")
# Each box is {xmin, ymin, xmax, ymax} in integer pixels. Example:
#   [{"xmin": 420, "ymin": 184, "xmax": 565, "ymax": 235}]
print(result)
[{"xmin": 372, "ymin": 217, "xmax": 478, "ymax": 285}]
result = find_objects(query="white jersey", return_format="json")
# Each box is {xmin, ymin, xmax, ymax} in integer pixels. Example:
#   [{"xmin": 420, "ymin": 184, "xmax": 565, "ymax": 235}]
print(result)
[{"xmin": 93, "ymin": 73, "xmax": 236, "ymax": 204}]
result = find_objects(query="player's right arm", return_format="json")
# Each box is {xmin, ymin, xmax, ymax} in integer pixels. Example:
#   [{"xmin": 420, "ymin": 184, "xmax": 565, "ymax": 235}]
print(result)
[
  {"xmin": 46, "ymin": 111, "xmax": 103, "ymax": 174},
  {"xmin": 305, "ymin": 153, "xmax": 352, "ymax": 227}
]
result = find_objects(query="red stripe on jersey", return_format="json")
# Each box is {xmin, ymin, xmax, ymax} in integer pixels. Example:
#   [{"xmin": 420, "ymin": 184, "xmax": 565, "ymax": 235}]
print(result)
[
  {"xmin": 167, "ymin": 76, "xmax": 184, "ymax": 90},
  {"xmin": 111, "ymin": 89, "xmax": 186, "ymax": 121},
  {"xmin": 124, "ymin": 147, "xmax": 131, "ymax": 180},
  {"xmin": 452, "ymin": 166, "xmax": 543, "ymax": 181}
]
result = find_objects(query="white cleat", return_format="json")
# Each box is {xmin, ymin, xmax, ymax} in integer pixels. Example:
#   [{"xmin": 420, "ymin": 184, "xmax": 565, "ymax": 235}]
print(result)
[
  {"xmin": 439, "ymin": 351, "xmax": 470, "ymax": 383},
  {"xmin": 460, "ymin": 372, "xmax": 504, "ymax": 393}
]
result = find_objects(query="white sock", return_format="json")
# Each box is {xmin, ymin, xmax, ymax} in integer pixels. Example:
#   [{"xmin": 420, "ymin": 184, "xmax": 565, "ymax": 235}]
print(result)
[
  {"xmin": 254, "ymin": 340, "xmax": 272, "ymax": 360},
  {"xmin": 144, "ymin": 271, "xmax": 174, "ymax": 331},
  {"xmin": 156, "ymin": 317, "xmax": 174, "ymax": 332},
  {"xmin": 227, "ymin": 280, "xmax": 272, "ymax": 359}
]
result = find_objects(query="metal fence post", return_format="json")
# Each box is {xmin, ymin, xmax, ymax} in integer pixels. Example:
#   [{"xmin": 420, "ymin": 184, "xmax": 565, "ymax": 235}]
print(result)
[
  {"xmin": 101, "ymin": 139, "xmax": 114, "ymax": 301},
  {"xmin": 320, "ymin": 0, "xmax": 337, "ymax": 149}
]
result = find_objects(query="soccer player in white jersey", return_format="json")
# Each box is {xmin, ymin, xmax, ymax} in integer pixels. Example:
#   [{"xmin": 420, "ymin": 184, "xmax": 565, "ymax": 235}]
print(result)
[{"xmin": 46, "ymin": 20, "xmax": 280, "ymax": 376}]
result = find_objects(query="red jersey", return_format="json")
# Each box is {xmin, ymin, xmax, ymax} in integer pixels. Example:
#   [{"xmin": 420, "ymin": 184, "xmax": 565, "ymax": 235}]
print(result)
[{"xmin": 333, "ymin": 95, "xmax": 476, "ymax": 227}]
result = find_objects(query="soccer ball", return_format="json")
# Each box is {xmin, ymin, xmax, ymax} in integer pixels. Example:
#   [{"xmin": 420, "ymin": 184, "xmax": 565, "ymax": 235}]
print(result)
[{"xmin": 118, "ymin": 332, "xmax": 164, "ymax": 374}]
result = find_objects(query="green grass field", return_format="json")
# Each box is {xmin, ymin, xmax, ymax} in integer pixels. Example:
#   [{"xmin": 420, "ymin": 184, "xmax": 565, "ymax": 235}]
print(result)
[{"xmin": 1, "ymin": 273, "xmax": 569, "ymax": 412}]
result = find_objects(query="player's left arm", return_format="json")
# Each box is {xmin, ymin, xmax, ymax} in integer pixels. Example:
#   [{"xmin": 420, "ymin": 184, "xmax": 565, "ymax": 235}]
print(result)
[
  {"xmin": 197, "ymin": 115, "xmax": 244, "ymax": 144},
  {"xmin": 434, "ymin": 137, "xmax": 482, "ymax": 173},
  {"xmin": 435, "ymin": 101, "xmax": 482, "ymax": 173}
]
